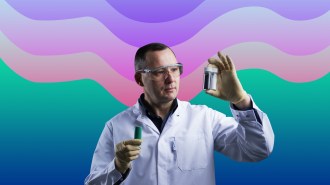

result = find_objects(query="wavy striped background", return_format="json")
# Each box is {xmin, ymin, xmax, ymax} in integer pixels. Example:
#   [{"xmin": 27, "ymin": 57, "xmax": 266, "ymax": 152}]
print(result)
[{"xmin": 0, "ymin": 0, "xmax": 329, "ymax": 184}]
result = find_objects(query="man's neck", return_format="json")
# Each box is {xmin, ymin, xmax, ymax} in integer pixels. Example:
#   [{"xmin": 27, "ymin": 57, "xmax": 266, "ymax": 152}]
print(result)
[
  {"xmin": 143, "ymin": 96, "xmax": 173, "ymax": 119},
  {"xmin": 149, "ymin": 101, "xmax": 173, "ymax": 119}
]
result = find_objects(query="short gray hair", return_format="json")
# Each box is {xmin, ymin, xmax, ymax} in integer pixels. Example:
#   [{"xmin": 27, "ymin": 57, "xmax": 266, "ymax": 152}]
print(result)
[{"xmin": 134, "ymin": 43, "xmax": 175, "ymax": 71}]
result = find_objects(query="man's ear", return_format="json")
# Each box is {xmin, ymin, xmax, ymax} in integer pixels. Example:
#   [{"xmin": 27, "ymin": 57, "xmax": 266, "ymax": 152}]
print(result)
[{"xmin": 135, "ymin": 73, "xmax": 144, "ymax": 86}]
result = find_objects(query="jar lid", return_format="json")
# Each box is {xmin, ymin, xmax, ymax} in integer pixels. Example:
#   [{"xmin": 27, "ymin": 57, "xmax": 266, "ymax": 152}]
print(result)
[{"xmin": 204, "ymin": 67, "xmax": 218, "ymax": 73}]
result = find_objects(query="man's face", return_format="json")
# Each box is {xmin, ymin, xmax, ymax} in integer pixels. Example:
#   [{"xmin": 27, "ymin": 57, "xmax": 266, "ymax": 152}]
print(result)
[{"xmin": 141, "ymin": 48, "xmax": 180, "ymax": 105}]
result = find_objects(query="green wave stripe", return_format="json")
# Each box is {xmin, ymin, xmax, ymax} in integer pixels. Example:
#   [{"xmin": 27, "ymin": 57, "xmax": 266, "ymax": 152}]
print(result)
[{"xmin": 1, "ymin": 59, "xmax": 329, "ymax": 140}]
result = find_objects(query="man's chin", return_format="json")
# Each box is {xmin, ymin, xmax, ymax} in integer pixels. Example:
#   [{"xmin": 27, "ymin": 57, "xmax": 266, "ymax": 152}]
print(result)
[{"xmin": 164, "ymin": 94, "xmax": 177, "ymax": 101}]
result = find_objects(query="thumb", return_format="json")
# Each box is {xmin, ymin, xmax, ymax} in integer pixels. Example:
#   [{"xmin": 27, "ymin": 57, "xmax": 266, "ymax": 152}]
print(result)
[
  {"xmin": 205, "ymin": 89, "xmax": 217, "ymax": 97},
  {"xmin": 123, "ymin": 139, "xmax": 142, "ymax": 146}
]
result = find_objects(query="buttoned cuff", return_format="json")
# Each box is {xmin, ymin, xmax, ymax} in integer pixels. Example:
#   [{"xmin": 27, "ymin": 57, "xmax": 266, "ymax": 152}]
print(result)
[
  {"xmin": 230, "ymin": 94, "xmax": 262, "ymax": 125},
  {"xmin": 231, "ymin": 107, "xmax": 258, "ymax": 120},
  {"xmin": 105, "ymin": 160, "xmax": 123, "ymax": 184},
  {"xmin": 113, "ymin": 164, "xmax": 131, "ymax": 185}
]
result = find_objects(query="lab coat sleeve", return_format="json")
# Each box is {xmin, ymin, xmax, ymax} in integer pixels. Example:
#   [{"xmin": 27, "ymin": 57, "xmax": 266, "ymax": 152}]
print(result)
[
  {"xmin": 212, "ymin": 97, "xmax": 275, "ymax": 162},
  {"xmin": 84, "ymin": 121, "xmax": 128, "ymax": 185}
]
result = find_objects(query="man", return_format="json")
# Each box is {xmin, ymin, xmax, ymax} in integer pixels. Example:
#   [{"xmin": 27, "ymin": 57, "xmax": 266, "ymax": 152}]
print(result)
[{"xmin": 85, "ymin": 43, "xmax": 274, "ymax": 185}]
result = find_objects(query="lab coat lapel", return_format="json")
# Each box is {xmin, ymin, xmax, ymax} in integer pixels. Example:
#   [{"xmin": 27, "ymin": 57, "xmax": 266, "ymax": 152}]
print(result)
[
  {"xmin": 133, "ymin": 102, "xmax": 160, "ymax": 135},
  {"xmin": 136, "ymin": 114, "xmax": 160, "ymax": 135},
  {"xmin": 161, "ymin": 100, "xmax": 184, "ymax": 135}
]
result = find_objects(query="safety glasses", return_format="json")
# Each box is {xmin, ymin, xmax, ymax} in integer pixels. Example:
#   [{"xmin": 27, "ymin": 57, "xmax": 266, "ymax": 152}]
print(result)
[{"xmin": 136, "ymin": 63, "xmax": 183, "ymax": 81}]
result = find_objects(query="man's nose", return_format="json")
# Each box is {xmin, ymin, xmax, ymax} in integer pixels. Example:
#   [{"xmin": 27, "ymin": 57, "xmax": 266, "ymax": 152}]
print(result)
[{"xmin": 165, "ymin": 71, "xmax": 175, "ymax": 83}]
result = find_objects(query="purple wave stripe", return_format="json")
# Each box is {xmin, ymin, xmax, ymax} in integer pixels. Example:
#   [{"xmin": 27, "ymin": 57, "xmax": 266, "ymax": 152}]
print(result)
[
  {"xmin": 106, "ymin": 0, "xmax": 204, "ymax": 22},
  {"xmin": 1, "ymin": 32, "xmax": 329, "ymax": 105},
  {"xmin": 1, "ymin": 1, "xmax": 330, "ymax": 80},
  {"xmin": 4, "ymin": 1, "xmax": 330, "ymax": 47},
  {"xmin": 5, "ymin": 0, "xmax": 330, "ymax": 22},
  {"xmin": 105, "ymin": 0, "xmax": 330, "ymax": 22}
]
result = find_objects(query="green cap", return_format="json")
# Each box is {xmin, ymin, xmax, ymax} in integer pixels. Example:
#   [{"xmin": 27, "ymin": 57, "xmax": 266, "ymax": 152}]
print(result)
[{"xmin": 134, "ymin": 126, "xmax": 142, "ymax": 139}]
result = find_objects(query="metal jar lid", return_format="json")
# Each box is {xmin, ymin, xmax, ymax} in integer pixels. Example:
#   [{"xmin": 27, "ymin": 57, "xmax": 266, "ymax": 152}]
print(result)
[{"xmin": 204, "ymin": 67, "xmax": 218, "ymax": 73}]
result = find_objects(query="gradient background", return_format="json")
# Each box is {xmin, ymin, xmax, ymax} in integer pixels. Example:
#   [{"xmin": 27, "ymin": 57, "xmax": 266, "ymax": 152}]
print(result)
[{"xmin": 0, "ymin": 0, "xmax": 329, "ymax": 184}]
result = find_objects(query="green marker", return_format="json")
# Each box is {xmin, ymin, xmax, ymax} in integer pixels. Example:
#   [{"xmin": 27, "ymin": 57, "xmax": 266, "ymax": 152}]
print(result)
[{"xmin": 134, "ymin": 126, "xmax": 142, "ymax": 139}]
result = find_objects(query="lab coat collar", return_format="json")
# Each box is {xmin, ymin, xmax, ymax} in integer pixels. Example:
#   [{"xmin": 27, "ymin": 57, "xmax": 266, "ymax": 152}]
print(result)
[
  {"xmin": 133, "ymin": 102, "xmax": 159, "ymax": 134},
  {"xmin": 132, "ymin": 99, "xmax": 185, "ymax": 135}
]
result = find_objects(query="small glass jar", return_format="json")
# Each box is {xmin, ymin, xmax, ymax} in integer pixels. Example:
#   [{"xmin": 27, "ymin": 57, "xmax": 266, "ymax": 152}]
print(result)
[{"xmin": 203, "ymin": 66, "xmax": 218, "ymax": 90}]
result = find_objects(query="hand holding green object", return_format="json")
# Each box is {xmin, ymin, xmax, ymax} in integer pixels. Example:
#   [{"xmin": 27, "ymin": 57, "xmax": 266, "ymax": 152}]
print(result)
[{"xmin": 115, "ymin": 139, "xmax": 142, "ymax": 173}]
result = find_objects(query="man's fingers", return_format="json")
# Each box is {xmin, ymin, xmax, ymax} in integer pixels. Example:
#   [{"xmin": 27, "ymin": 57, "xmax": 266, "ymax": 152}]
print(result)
[
  {"xmin": 205, "ymin": 89, "xmax": 218, "ymax": 97},
  {"xmin": 218, "ymin": 52, "xmax": 230, "ymax": 70},
  {"xmin": 217, "ymin": 51, "xmax": 226, "ymax": 63},
  {"xmin": 205, "ymin": 89, "xmax": 214, "ymax": 96},
  {"xmin": 118, "ymin": 149, "xmax": 140, "ymax": 157},
  {"xmin": 209, "ymin": 52, "xmax": 233, "ymax": 71},
  {"xmin": 123, "ymin": 139, "xmax": 142, "ymax": 146},
  {"xmin": 116, "ymin": 139, "xmax": 142, "ymax": 155},
  {"xmin": 208, "ymin": 58, "xmax": 224, "ymax": 71},
  {"xmin": 226, "ymin": 55, "xmax": 235, "ymax": 70},
  {"xmin": 127, "ymin": 150, "xmax": 140, "ymax": 157},
  {"xmin": 117, "ymin": 149, "xmax": 141, "ymax": 162},
  {"xmin": 125, "ymin": 145, "xmax": 141, "ymax": 151},
  {"xmin": 129, "ymin": 155, "xmax": 139, "ymax": 161}
]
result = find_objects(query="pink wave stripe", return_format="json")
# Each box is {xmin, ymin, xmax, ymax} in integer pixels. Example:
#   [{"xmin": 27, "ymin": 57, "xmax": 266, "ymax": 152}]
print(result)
[
  {"xmin": 220, "ymin": 42, "xmax": 330, "ymax": 83},
  {"xmin": 1, "ymin": 32, "xmax": 329, "ymax": 105},
  {"xmin": 1, "ymin": 1, "xmax": 330, "ymax": 80},
  {"xmin": 0, "ymin": 32, "xmax": 142, "ymax": 106}
]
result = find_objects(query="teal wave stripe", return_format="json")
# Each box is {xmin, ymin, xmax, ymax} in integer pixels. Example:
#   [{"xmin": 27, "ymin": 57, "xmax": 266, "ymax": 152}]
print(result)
[
  {"xmin": 192, "ymin": 68, "xmax": 330, "ymax": 139},
  {"xmin": 0, "ymin": 58, "xmax": 127, "ymax": 153}
]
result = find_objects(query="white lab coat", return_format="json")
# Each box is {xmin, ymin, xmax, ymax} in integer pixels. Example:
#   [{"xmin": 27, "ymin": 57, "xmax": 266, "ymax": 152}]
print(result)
[{"xmin": 85, "ymin": 98, "xmax": 274, "ymax": 185}]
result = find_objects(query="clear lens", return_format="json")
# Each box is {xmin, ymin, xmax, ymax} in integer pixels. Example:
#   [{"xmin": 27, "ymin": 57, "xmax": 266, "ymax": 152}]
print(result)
[{"xmin": 137, "ymin": 63, "xmax": 183, "ymax": 81}]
